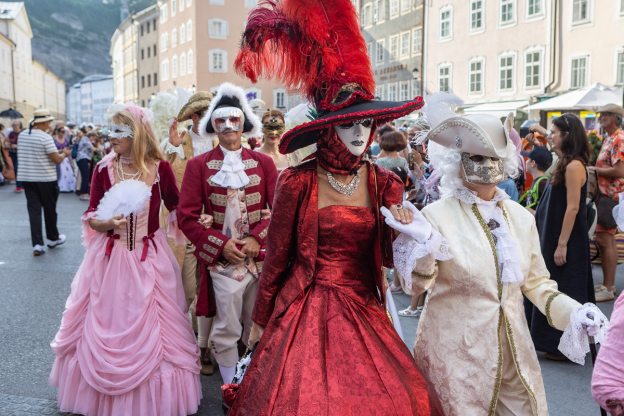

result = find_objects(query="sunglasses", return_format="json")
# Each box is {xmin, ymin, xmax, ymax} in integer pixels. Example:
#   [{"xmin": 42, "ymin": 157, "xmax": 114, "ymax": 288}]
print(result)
[{"xmin": 599, "ymin": 112, "xmax": 614, "ymax": 117}]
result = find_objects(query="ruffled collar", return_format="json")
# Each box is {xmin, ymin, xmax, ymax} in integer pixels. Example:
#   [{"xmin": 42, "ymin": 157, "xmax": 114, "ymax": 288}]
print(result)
[
  {"xmin": 212, "ymin": 145, "xmax": 249, "ymax": 189},
  {"xmin": 453, "ymin": 185, "xmax": 510, "ymax": 206}
]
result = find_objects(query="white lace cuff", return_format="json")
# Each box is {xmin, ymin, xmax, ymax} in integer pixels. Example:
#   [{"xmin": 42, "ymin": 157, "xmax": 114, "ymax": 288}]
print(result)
[
  {"xmin": 393, "ymin": 230, "xmax": 453, "ymax": 290},
  {"xmin": 160, "ymin": 137, "xmax": 185, "ymax": 159},
  {"xmin": 558, "ymin": 303, "xmax": 609, "ymax": 365},
  {"xmin": 81, "ymin": 210, "xmax": 98, "ymax": 249},
  {"xmin": 166, "ymin": 209, "xmax": 186, "ymax": 246}
]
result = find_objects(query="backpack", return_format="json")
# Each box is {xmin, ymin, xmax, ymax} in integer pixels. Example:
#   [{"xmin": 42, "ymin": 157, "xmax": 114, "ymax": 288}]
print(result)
[{"xmin": 71, "ymin": 143, "xmax": 79, "ymax": 159}]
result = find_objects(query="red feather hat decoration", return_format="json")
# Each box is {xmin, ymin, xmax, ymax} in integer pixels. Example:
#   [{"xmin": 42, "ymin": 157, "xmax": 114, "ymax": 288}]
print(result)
[{"xmin": 235, "ymin": 0, "xmax": 424, "ymax": 153}]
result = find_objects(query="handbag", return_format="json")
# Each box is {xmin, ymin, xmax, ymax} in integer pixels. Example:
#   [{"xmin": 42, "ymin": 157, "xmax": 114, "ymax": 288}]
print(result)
[{"xmin": 596, "ymin": 191, "xmax": 618, "ymax": 229}]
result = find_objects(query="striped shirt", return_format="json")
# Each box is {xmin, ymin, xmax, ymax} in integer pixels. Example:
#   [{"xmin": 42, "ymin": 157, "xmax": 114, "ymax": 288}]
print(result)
[{"xmin": 16, "ymin": 129, "xmax": 58, "ymax": 182}]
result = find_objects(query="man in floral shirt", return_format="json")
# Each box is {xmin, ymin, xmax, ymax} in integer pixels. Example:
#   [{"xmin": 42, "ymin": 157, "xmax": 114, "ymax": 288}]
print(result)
[{"xmin": 594, "ymin": 103, "xmax": 624, "ymax": 302}]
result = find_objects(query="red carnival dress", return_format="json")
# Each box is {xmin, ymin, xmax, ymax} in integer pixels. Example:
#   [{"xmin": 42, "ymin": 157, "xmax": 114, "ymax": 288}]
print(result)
[{"xmin": 229, "ymin": 204, "xmax": 442, "ymax": 416}]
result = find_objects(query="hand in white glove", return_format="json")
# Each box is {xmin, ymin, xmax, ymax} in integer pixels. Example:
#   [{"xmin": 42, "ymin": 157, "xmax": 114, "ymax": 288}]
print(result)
[
  {"xmin": 381, "ymin": 200, "xmax": 432, "ymax": 243},
  {"xmin": 574, "ymin": 304, "xmax": 606, "ymax": 337}
]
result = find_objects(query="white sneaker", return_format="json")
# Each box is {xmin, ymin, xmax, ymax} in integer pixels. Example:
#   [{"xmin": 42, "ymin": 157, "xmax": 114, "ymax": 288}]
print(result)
[
  {"xmin": 33, "ymin": 244, "xmax": 46, "ymax": 256},
  {"xmin": 595, "ymin": 281, "xmax": 618, "ymax": 296},
  {"xmin": 47, "ymin": 234, "xmax": 66, "ymax": 248},
  {"xmin": 595, "ymin": 284, "xmax": 615, "ymax": 302}
]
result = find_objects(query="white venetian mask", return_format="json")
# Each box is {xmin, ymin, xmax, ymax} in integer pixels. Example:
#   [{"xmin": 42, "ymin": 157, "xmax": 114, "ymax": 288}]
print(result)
[
  {"xmin": 333, "ymin": 118, "xmax": 373, "ymax": 156},
  {"xmin": 211, "ymin": 107, "xmax": 245, "ymax": 133},
  {"xmin": 461, "ymin": 153, "xmax": 505, "ymax": 184},
  {"xmin": 108, "ymin": 122, "xmax": 134, "ymax": 139}
]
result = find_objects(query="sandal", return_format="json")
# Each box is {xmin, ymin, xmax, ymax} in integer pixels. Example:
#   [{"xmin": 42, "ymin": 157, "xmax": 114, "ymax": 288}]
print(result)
[
  {"xmin": 398, "ymin": 307, "xmax": 421, "ymax": 317},
  {"xmin": 389, "ymin": 282, "xmax": 403, "ymax": 293}
]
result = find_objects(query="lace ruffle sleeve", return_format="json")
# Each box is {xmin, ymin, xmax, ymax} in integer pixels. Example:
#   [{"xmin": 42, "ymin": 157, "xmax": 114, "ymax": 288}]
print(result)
[
  {"xmin": 160, "ymin": 137, "xmax": 185, "ymax": 159},
  {"xmin": 166, "ymin": 209, "xmax": 186, "ymax": 246},
  {"xmin": 558, "ymin": 303, "xmax": 609, "ymax": 365},
  {"xmin": 393, "ymin": 230, "xmax": 452, "ymax": 290}
]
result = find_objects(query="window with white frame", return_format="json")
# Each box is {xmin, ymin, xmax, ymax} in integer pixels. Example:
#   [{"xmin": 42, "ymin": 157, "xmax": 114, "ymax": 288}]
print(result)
[
  {"xmin": 187, "ymin": 0, "xmax": 192, "ymax": 6},
  {"xmin": 390, "ymin": 35, "xmax": 398, "ymax": 60},
  {"xmin": 161, "ymin": 59, "xmax": 169, "ymax": 80},
  {"xmin": 527, "ymin": 0, "xmax": 542, "ymax": 17},
  {"xmin": 274, "ymin": 89, "xmax": 286, "ymax": 108},
  {"xmin": 209, "ymin": 49, "xmax": 227, "ymax": 73},
  {"xmin": 160, "ymin": 5, "xmax": 167, "ymax": 23},
  {"xmin": 160, "ymin": 33, "xmax": 169, "ymax": 51},
  {"xmin": 499, "ymin": 55, "xmax": 514, "ymax": 91},
  {"xmin": 373, "ymin": 0, "xmax": 379, "ymax": 22},
  {"xmin": 172, "ymin": 29, "xmax": 177, "ymax": 47},
  {"xmin": 399, "ymin": 81, "xmax": 409, "ymax": 100},
  {"xmin": 388, "ymin": 83, "xmax": 397, "ymax": 101},
  {"xmin": 172, "ymin": 55, "xmax": 178, "ymax": 78},
  {"xmin": 572, "ymin": 0, "xmax": 589, "ymax": 23},
  {"xmin": 376, "ymin": 39, "xmax": 385, "ymax": 63},
  {"xmin": 188, "ymin": 49, "xmax": 194, "ymax": 73},
  {"xmin": 209, "ymin": 19, "xmax": 228, "ymax": 39},
  {"xmin": 400, "ymin": 31, "xmax": 410, "ymax": 58},
  {"xmin": 620, "ymin": 0, "xmax": 624, "ymax": 14},
  {"xmin": 210, "ymin": 0, "xmax": 224, "ymax": 4},
  {"xmin": 245, "ymin": 0, "xmax": 258, "ymax": 7},
  {"xmin": 412, "ymin": 29, "xmax": 421, "ymax": 53},
  {"xmin": 500, "ymin": 0, "xmax": 515, "ymax": 25},
  {"xmin": 570, "ymin": 55, "xmax": 588, "ymax": 88},
  {"xmin": 525, "ymin": 50, "xmax": 541, "ymax": 88},
  {"xmin": 390, "ymin": 0, "xmax": 399, "ymax": 16},
  {"xmin": 180, "ymin": 52, "xmax": 186, "ymax": 76},
  {"xmin": 187, "ymin": 20, "xmax": 192, "ymax": 40},
  {"xmin": 376, "ymin": 0, "xmax": 384, "ymax": 20},
  {"xmin": 401, "ymin": 0, "xmax": 410, "ymax": 12},
  {"xmin": 362, "ymin": 3, "xmax": 372, "ymax": 26},
  {"xmin": 439, "ymin": 7, "xmax": 452, "ymax": 40},
  {"xmin": 469, "ymin": 59, "xmax": 483, "ymax": 94},
  {"xmin": 180, "ymin": 0, "xmax": 184, "ymax": 11},
  {"xmin": 470, "ymin": 0, "xmax": 483, "ymax": 31},
  {"xmin": 439, "ymin": 65, "xmax": 451, "ymax": 92},
  {"xmin": 376, "ymin": 85, "xmax": 384, "ymax": 100},
  {"xmin": 412, "ymin": 79, "xmax": 421, "ymax": 97},
  {"xmin": 367, "ymin": 43, "xmax": 372, "ymax": 61},
  {"xmin": 616, "ymin": 50, "xmax": 624, "ymax": 86},
  {"xmin": 172, "ymin": 0, "xmax": 177, "ymax": 16},
  {"xmin": 180, "ymin": 24, "xmax": 185, "ymax": 44}
]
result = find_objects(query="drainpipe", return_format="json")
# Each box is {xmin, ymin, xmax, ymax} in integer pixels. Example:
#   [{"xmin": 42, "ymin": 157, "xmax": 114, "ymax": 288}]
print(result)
[
  {"xmin": 544, "ymin": 0, "xmax": 557, "ymax": 94},
  {"xmin": 10, "ymin": 44, "xmax": 16, "ymax": 108}
]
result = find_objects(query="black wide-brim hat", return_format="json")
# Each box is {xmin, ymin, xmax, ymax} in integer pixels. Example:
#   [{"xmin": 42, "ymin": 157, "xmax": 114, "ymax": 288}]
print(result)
[{"xmin": 279, "ymin": 97, "xmax": 423, "ymax": 154}]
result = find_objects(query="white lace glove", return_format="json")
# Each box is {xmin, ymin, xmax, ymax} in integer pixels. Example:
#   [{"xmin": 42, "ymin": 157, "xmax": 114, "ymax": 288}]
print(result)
[
  {"xmin": 381, "ymin": 200, "xmax": 432, "ymax": 243},
  {"xmin": 558, "ymin": 303, "xmax": 609, "ymax": 365}
]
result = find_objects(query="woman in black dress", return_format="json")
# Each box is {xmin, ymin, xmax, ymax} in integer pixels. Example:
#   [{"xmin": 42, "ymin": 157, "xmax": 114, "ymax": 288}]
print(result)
[{"xmin": 526, "ymin": 113, "xmax": 596, "ymax": 360}]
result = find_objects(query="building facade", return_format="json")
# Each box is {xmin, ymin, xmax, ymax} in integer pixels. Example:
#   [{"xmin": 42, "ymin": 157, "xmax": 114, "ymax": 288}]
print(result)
[
  {"xmin": 357, "ymin": 0, "xmax": 424, "ymax": 104},
  {"xmin": 110, "ymin": 14, "xmax": 139, "ymax": 105},
  {"xmin": 423, "ymin": 0, "xmax": 624, "ymax": 122},
  {"xmin": 0, "ymin": 2, "xmax": 65, "ymax": 123},
  {"xmin": 156, "ymin": 0, "xmax": 289, "ymax": 114},
  {"xmin": 66, "ymin": 74, "xmax": 114, "ymax": 125},
  {"xmin": 136, "ymin": 5, "xmax": 160, "ymax": 108}
]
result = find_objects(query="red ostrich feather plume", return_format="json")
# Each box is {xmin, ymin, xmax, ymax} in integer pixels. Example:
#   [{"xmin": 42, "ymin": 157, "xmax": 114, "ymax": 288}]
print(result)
[{"xmin": 234, "ymin": 0, "xmax": 375, "ymax": 112}]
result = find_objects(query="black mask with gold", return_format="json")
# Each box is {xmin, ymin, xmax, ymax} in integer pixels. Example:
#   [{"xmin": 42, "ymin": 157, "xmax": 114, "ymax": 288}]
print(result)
[{"xmin": 262, "ymin": 110, "xmax": 285, "ymax": 138}]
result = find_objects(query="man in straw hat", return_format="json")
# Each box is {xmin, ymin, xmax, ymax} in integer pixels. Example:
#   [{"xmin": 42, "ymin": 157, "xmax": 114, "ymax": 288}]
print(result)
[
  {"xmin": 382, "ymin": 93, "xmax": 608, "ymax": 416},
  {"xmin": 161, "ymin": 91, "xmax": 217, "ymax": 375},
  {"xmin": 17, "ymin": 109, "xmax": 71, "ymax": 256}
]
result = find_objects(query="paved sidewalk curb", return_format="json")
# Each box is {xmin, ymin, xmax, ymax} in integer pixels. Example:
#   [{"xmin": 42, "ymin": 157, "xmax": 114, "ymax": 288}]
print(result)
[{"xmin": 0, "ymin": 393, "xmax": 72, "ymax": 416}]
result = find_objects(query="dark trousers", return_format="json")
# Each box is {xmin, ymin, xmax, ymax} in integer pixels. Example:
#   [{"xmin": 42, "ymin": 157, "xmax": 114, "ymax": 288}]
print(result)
[
  {"xmin": 23, "ymin": 181, "xmax": 60, "ymax": 246},
  {"xmin": 9, "ymin": 151, "xmax": 22, "ymax": 188},
  {"xmin": 77, "ymin": 159, "xmax": 90, "ymax": 195}
]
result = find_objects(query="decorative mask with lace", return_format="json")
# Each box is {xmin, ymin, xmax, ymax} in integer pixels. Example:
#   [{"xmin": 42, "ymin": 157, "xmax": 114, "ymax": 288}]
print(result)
[
  {"xmin": 211, "ymin": 107, "xmax": 244, "ymax": 133},
  {"xmin": 461, "ymin": 153, "xmax": 505, "ymax": 184},
  {"xmin": 108, "ymin": 122, "xmax": 134, "ymax": 139}
]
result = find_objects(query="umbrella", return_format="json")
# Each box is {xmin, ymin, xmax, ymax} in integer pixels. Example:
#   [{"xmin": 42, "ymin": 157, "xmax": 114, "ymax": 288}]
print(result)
[
  {"xmin": 0, "ymin": 108, "xmax": 23, "ymax": 118},
  {"xmin": 526, "ymin": 83, "xmax": 623, "ymax": 112}
]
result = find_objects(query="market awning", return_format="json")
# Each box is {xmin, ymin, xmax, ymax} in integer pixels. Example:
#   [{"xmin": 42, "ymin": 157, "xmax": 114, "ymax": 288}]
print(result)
[
  {"xmin": 462, "ymin": 100, "xmax": 528, "ymax": 118},
  {"xmin": 525, "ymin": 83, "xmax": 623, "ymax": 112}
]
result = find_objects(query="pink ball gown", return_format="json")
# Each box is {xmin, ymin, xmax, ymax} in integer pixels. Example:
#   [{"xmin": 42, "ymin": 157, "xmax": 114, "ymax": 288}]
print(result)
[{"xmin": 49, "ymin": 153, "xmax": 202, "ymax": 416}]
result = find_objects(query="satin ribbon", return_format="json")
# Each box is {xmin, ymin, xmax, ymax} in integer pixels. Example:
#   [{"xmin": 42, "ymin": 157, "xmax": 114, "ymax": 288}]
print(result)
[
  {"xmin": 607, "ymin": 400, "xmax": 624, "ymax": 416},
  {"xmin": 141, "ymin": 232, "xmax": 157, "ymax": 261},
  {"xmin": 106, "ymin": 231, "xmax": 120, "ymax": 257}
]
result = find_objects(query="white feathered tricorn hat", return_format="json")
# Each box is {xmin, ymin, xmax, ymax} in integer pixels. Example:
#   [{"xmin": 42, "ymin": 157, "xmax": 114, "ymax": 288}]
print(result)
[{"xmin": 198, "ymin": 82, "xmax": 262, "ymax": 141}]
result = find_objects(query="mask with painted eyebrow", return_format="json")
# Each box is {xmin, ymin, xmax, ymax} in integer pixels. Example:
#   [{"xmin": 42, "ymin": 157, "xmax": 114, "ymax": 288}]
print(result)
[{"xmin": 108, "ymin": 122, "xmax": 134, "ymax": 139}]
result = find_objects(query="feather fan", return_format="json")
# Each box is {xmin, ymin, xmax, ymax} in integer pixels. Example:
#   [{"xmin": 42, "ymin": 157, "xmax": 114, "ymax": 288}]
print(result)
[{"xmin": 96, "ymin": 180, "xmax": 152, "ymax": 221}]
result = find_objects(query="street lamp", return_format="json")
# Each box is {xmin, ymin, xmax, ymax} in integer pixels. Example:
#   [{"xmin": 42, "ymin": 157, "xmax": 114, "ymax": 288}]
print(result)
[{"xmin": 412, "ymin": 67, "xmax": 420, "ymax": 79}]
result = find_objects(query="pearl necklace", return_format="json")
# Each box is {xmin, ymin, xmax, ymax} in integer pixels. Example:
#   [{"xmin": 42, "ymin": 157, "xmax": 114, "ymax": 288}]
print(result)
[
  {"xmin": 116, "ymin": 156, "xmax": 141, "ymax": 182},
  {"xmin": 327, "ymin": 170, "xmax": 361, "ymax": 198}
]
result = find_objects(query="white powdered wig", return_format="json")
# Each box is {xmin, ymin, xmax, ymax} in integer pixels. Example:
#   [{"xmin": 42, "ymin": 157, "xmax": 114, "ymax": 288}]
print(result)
[{"xmin": 198, "ymin": 82, "xmax": 262, "ymax": 141}]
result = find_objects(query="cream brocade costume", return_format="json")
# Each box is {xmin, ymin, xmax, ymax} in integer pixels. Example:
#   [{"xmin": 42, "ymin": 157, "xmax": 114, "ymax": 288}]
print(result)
[{"xmin": 394, "ymin": 187, "xmax": 581, "ymax": 416}]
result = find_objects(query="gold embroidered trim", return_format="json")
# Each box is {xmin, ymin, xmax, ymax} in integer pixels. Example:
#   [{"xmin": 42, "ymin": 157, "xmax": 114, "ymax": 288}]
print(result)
[
  {"xmin": 203, "ymin": 244, "xmax": 218, "ymax": 255},
  {"xmin": 214, "ymin": 212, "xmax": 225, "ymax": 224},
  {"xmin": 545, "ymin": 291, "xmax": 563, "ymax": 328},
  {"xmin": 207, "ymin": 175, "xmax": 220, "ymax": 187},
  {"xmin": 209, "ymin": 193, "xmax": 228, "ymax": 207},
  {"xmin": 208, "ymin": 235, "xmax": 223, "ymax": 246},
  {"xmin": 243, "ymin": 159, "xmax": 259, "ymax": 170},
  {"xmin": 207, "ymin": 160, "xmax": 223, "ymax": 170},
  {"xmin": 249, "ymin": 210, "xmax": 261, "ymax": 223},
  {"xmin": 246, "ymin": 174, "xmax": 261, "ymax": 188},
  {"xmin": 471, "ymin": 204, "xmax": 502, "ymax": 301},
  {"xmin": 199, "ymin": 252, "xmax": 214, "ymax": 263},
  {"xmin": 488, "ymin": 309, "xmax": 505, "ymax": 416},
  {"xmin": 412, "ymin": 270, "xmax": 435, "ymax": 280},
  {"xmin": 245, "ymin": 192, "xmax": 262, "ymax": 206},
  {"xmin": 504, "ymin": 316, "xmax": 539, "ymax": 414},
  {"xmin": 258, "ymin": 227, "xmax": 268, "ymax": 240}
]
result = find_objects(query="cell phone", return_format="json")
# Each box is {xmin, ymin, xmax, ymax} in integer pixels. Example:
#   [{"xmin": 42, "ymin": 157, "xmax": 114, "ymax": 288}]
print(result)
[{"xmin": 408, "ymin": 153, "xmax": 415, "ymax": 170}]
